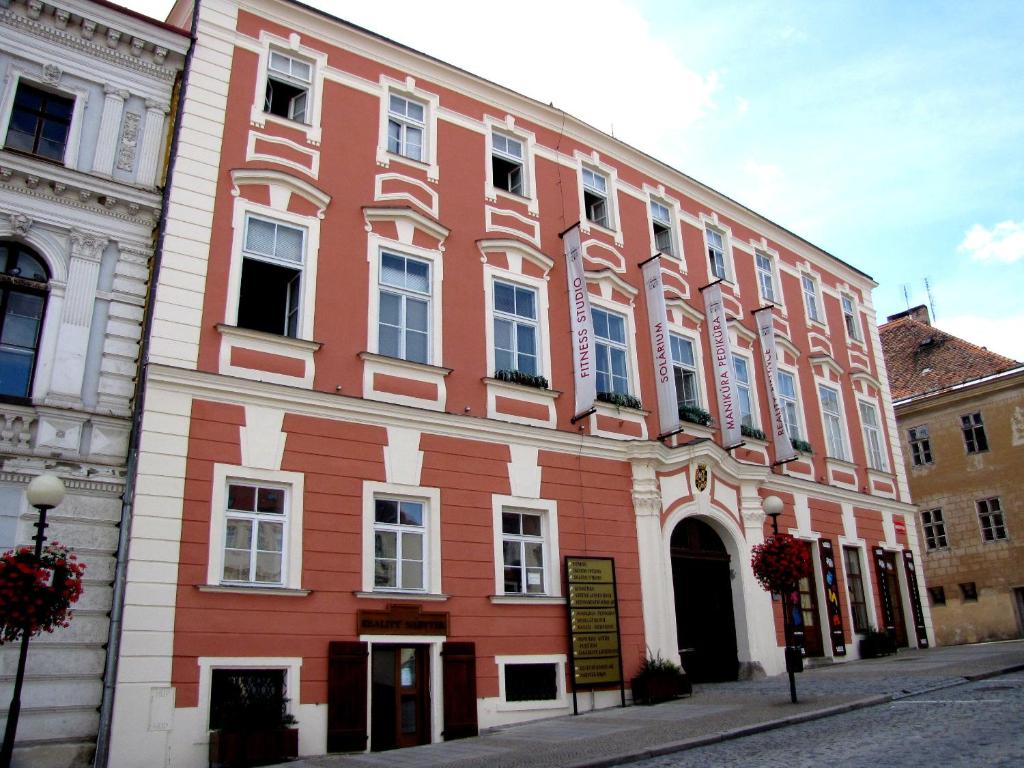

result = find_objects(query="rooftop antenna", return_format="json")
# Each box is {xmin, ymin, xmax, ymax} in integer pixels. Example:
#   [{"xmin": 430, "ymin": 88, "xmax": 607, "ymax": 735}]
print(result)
[
  {"xmin": 925, "ymin": 277, "xmax": 937, "ymax": 320},
  {"xmin": 902, "ymin": 283, "xmax": 910, "ymax": 310}
]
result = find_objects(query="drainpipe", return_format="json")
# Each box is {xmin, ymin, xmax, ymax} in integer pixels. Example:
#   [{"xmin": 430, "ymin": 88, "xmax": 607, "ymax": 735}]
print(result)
[{"xmin": 92, "ymin": 3, "xmax": 201, "ymax": 766}]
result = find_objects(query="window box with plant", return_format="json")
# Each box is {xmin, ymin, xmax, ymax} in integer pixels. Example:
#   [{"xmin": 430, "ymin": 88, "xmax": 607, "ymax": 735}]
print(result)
[
  {"xmin": 494, "ymin": 368, "xmax": 549, "ymax": 390},
  {"xmin": 741, "ymin": 424, "xmax": 766, "ymax": 441},
  {"xmin": 597, "ymin": 391, "xmax": 642, "ymax": 410},
  {"xmin": 678, "ymin": 404, "xmax": 712, "ymax": 427},
  {"xmin": 208, "ymin": 670, "xmax": 298, "ymax": 768},
  {"xmin": 790, "ymin": 437, "xmax": 813, "ymax": 454},
  {"xmin": 631, "ymin": 651, "xmax": 691, "ymax": 705}
]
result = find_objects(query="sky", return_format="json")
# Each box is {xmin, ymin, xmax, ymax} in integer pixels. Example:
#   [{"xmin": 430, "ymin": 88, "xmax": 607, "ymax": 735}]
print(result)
[{"xmin": 121, "ymin": 0, "xmax": 1024, "ymax": 360}]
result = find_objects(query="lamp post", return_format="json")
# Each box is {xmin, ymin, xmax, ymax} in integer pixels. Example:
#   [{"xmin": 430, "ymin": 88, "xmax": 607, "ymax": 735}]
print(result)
[
  {"xmin": 762, "ymin": 495, "xmax": 800, "ymax": 704},
  {"xmin": 1, "ymin": 473, "xmax": 67, "ymax": 768}
]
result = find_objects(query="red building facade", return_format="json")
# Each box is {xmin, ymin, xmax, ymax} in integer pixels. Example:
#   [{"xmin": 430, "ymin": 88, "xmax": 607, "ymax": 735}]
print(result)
[{"xmin": 108, "ymin": 0, "xmax": 930, "ymax": 763}]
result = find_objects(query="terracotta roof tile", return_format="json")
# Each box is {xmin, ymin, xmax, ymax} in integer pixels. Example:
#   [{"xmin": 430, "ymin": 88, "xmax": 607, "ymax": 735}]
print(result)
[{"xmin": 879, "ymin": 316, "xmax": 1022, "ymax": 401}]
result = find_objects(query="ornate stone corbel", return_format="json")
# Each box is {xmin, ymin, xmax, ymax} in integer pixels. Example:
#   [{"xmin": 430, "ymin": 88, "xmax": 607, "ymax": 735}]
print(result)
[
  {"xmin": 42, "ymin": 63, "xmax": 63, "ymax": 85},
  {"xmin": 153, "ymin": 46, "xmax": 168, "ymax": 65},
  {"xmin": 55, "ymin": 9, "xmax": 70, "ymax": 28},
  {"xmin": 9, "ymin": 213, "xmax": 32, "ymax": 236},
  {"xmin": 70, "ymin": 229, "xmax": 109, "ymax": 262},
  {"xmin": 26, "ymin": 0, "xmax": 43, "ymax": 19},
  {"xmin": 130, "ymin": 38, "xmax": 145, "ymax": 57},
  {"xmin": 106, "ymin": 29, "xmax": 122, "ymax": 48},
  {"xmin": 25, "ymin": 175, "xmax": 39, "ymax": 189},
  {"xmin": 81, "ymin": 19, "xmax": 96, "ymax": 39}
]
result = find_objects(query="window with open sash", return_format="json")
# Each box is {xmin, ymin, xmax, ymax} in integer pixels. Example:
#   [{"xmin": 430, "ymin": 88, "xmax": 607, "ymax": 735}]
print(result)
[
  {"xmin": 650, "ymin": 201, "xmax": 675, "ymax": 256},
  {"xmin": 237, "ymin": 216, "xmax": 305, "ymax": 338},
  {"xmin": 582, "ymin": 168, "xmax": 610, "ymax": 228},
  {"xmin": 492, "ymin": 132, "xmax": 525, "ymax": 195},
  {"xmin": 264, "ymin": 51, "xmax": 311, "ymax": 123},
  {"xmin": 706, "ymin": 228, "xmax": 727, "ymax": 280}
]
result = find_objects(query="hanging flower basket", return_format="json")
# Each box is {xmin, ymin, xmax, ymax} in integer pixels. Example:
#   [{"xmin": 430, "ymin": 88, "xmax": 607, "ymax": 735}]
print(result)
[
  {"xmin": 750, "ymin": 534, "xmax": 811, "ymax": 593},
  {"xmin": 0, "ymin": 542, "xmax": 86, "ymax": 644}
]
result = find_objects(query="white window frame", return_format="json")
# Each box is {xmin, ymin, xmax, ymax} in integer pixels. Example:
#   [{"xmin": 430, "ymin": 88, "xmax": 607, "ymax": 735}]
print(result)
[
  {"xmin": 755, "ymin": 250, "xmax": 780, "ymax": 305},
  {"xmin": 491, "ymin": 495, "xmax": 560, "ymax": 599},
  {"xmin": 372, "ymin": 496, "xmax": 428, "ymax": 592},
  {"xmin": 376, "ymin": 250, "xmax": 432, "ymax": 364},
  {"xmin": 484, "ymin": 118, "xmax": 539, "ymax": 215},
  {"xmin": 649, "ymin": 199, "xmax": 677, "ymax": 258},
  {"xmin": 818, "ymin": 383, "xmax": 849, "ymax": 461},
  {"xmin": 977, "ymin": 497, "xmax": 1007, "ymax": 542},
  {"xmin": 858, "ymin": 398, "xmax": 888, "ymax": 471},
  {"xmin": 491, "ymin": 278, "xmax": 541, "ymax": 378},
  {"xmin": 249, "ymin": 33, "xmax": 327, "ymax": 144},
  {"xmin": 592, "ymin": 304, "xmax": 631, "ymax": 397},
  {"xmin": 376, "ymin": 78, "xmax": 440, "ymax": 180},
  {"xmin": 705, "ymin": 227, "xmax": 728, "ymax": 281},
  {"xmin": 801, "ymin": 273, "xmax": 825, "ymax": 326},
  {"xmin": 776, "ymin": 367, "xmax": 805, "ymax": 441},
  {"xmin": 361, "ymin": 481, "xmax": 442, "ymax": 595},
  {"xmin": 841, "ymin": 293, "xmax": 862, "ymax": 341},
  {"xmin": 669, "ymin": 332, "xmax": 701, "ymax": 410},
  {"xmin": 238, "ymin": 213, "xmax": 307, "ymax": 338},
  {"xmin": 0, "ymin": 69, "xmax": 88, "ymax": 171},
  {"xmin": 491, "ymin": 132, "xmax": 525, "ymax": 195},
  {"xmin": 197, "ymin": 657, "xmax": 301, "ymax": 737},
  {"xmin": 483, "ymin": 261, "xmax": 551, "ymax": 383},
  {"xmin": 264, "ymin": 50, "xmax": 312, "ymax": 123},
  {"xmin": 387, "ymin": 93, "xmax": 426, "ymax": 161},
  {"xmin": 581, "ymin": 167, "xmax": 611, "ymax": 229},
  {"xmin": 367, "ymin": 240, "xmax": 443, "ymax": 367},
  {"xmin": 495, "ymin": 654, "xmax": 568, "ymax": 712},
  {"xmin": 732, "ymin": 352, "xmax": 759, "ymax": 430},
  {"xmin": 226, "ymin": 192, "xmax": 321, "ymax": 343},
  {"xmin": 207, "ymin": 464, "xmax": 304, "ymax": 590}
]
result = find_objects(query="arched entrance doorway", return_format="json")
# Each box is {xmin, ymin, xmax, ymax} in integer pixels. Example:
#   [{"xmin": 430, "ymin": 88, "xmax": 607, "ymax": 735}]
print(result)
[{"xmin": 671, "ymin": 517, "xmax": 739, "ymax": 682}]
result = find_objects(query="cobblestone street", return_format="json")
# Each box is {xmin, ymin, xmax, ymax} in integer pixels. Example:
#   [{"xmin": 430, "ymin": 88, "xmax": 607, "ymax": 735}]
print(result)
[{"xmin": 628, "ymin": 670, "xmax": 1024, "ymax": 768}]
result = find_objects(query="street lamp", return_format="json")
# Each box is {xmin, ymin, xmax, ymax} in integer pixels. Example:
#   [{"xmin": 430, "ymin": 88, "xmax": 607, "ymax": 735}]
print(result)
[
  {"xmin": 762, "ymin": 495, "xmax": 801, "ymax": 703},
  {"xmin": 1, "ymin": 473, "xmax": 67, "ymax": 768}
]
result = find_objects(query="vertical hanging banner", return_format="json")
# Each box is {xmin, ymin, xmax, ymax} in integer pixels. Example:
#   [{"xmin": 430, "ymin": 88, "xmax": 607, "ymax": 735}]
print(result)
[
  {"xmin": 562, "ymin": 225, "xmax": 596, "ymax": 418},
  {"xmin": 901, "ymin": 550, "xmax": 930, "ymax": 648},
  {"xmin": 640, "ymin": 256, "xmax": 679, "ymax": 436},
  {"xmin": 700, "ymin": 281, "xmax": 742, "ymax": 448},
  {"xmin": 754, "ymin": 308, "xmax": 798, "ymax": 463},
  {"xmin": 817, "ymin": 539, "xmax": 847, "ymax": 656}
]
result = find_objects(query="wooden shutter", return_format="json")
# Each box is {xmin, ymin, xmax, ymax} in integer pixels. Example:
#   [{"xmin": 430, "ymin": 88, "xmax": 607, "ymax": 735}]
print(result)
[
  {"xmin": 327, "ymin": 641, "xmax": 368, "ymax": 752},
  {"xmin": 441, "ymin": 642, "xmax": 478, "ymax": 741}
]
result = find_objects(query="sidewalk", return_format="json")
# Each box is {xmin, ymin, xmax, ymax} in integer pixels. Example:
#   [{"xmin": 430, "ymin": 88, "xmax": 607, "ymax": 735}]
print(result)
[{"xmin": 289, "ymin": 640, "xmax": 1024, "ymax": 768}]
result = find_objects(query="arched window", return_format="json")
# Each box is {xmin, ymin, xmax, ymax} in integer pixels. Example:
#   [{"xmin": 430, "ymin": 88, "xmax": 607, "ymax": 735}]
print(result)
[{"xmin": 0, "ymin": 242, "xmax": 49, "ymax": 400}]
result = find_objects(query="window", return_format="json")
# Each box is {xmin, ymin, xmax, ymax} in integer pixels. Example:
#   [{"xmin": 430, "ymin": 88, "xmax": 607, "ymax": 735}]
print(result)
[
  {"xmin": 593, "ymin": 307, "xmax": 628, "ymax": 395},
  {"xmin": 492, "ymin": 133, "xmax": 524, "ymax": 195},
  {"xmin": 961, "ymin": 412, "xmax": 988, "ymax": 454},
  {"xmin": 0, "ymin": 242, "xmax": 49, "ymax": 400},
  {"xmin": 374, "ymin": 497, "xmax": 426, "ymax": 591},
  {"xmin": 842, "ymin": 546, "xmax": 869, "ymax": 633},
  {"xmin": 734, "ymin": 356, "xmax": 754, "ymax": 428},
  {"xmin": 237, "ymin": 216, "xmax": 305, "ymax": 338},
  {"xmin": 802, "ymin": 274, "xmax": 822, "ymax": 323},
  {"xmin": 387, "ymin": 94, "xmax": 425, "ymax": 161},
  {"xmin": 908, "ymin": 426, "xmax": 932, "ymax": 466},
  {"xmin": 706, "ymin": 228, "xmax": 727, "ymax": 280},
  {"xmin": 378, "ymin": 252, "xmax": 430, "ymax": 363},
  {"xmin": 582, "ymin": 168, "xmax": 610, "ymax": 228},
  {"xmin": 4, "ymin": 82, "xmax": 73, "ymax": 162},
  {"xmin": 755, "ymin": 252, "xmax": 777, "ymax": 303},
  {"xmin": 921, "ymin": 509, "xmax": 948, "ymax": 550},
  {"xmin": 928, "ymin": 586, "xmax": 946, "ymax": 606},
  {"xmin": 670, "ymin": 335, "xmax": 699, "ymax": 409},
  {"xmin": 859, "ymin": 401, "xmax": 887, "ymax": 471},
  {"xmin": 502, "ymin": 510, "xmax": 546, "ymax": 595},
  {"xmin": 818, "ymin": 384, "xmax": 847, "ymax": 460},
  {"xmin": 959, "ymin": 582, "xmax": 978, "ymax": 601},
  {"xmin": 777, "ymin": 370, "xmax": 801, "ymax": 439},
  {"xmin": 222, "ymin": 482, "xmax": 287, "ymax": 585},
  {"xmin": 493, "ymin": 281, "xmax": 538, "ymax": 376},
  {"xmin": 841, "ymin": 294, "xmax": 860, "ymax": 340},
  {"xmin": 264, "ymin": 51, "xmax": 310, "ymax": 123},
  {"xmin": 977, "ymin": 497, "xmax": 1007, "ymax": 542},
  {"xmin": 650, "ymin": 201, "xmax": 675, "ymax": 257},
  {"xmin": 210, "ymin": 669, "xmax": 287, "ymax": 730},
  {"xmin": 504, "ymin": 663, "xmax": 557, "ymax": 702}
]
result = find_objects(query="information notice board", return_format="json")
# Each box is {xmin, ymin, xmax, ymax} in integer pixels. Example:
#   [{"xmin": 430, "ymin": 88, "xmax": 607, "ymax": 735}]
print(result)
[{"xmin": 565, "ymin": 556, "xmax": 625, "ymax": 712}]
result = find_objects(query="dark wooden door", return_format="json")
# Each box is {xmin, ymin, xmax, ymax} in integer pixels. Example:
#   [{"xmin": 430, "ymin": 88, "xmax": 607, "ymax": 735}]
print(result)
[
  {"xmin": 327, "ymin": 641, "xmax": 368, "ymax": 752},
  {"xmin": 442, "ymin": 642, "xmax": 478, "ymax": 740},
  {"xmin": 882, "ymin": 551, "xmax": 909, "ymax": 647},
  {"xmin": 795, "ymin": 541, "xmax": 824, "ymax": 657},
  {"xmin": 671, "ymin": 518, "xmax": 739, "ymax": 682},
  {"xmin": 371, "ymin": 645, "xmax": 431, "ymax": 751}
]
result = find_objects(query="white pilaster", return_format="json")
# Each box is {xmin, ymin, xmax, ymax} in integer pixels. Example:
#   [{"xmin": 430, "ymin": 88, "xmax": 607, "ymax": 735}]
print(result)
[
  {"xmin": 632, "ymin": 462, "xmax": 676, "ymax": 661},
  {"xmin": 739, "ymin": 487, "xmax": 783, "ymax": 674},
  {"xmin": 47, "ymin": 230, "xmax": 107, "ymax": 403},
  {"xmin": 137, "ymin": 99, "xmax": 170, "ymax": 187},
  {"xmin": 92, "ymin": 85, "xmax": 129, "ymax": 176}
]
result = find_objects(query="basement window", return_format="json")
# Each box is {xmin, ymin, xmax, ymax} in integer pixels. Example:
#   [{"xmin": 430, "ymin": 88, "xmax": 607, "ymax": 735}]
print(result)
[{"xmin": 504, "ymin": 662, "xmax": 557, "ymax": 702}]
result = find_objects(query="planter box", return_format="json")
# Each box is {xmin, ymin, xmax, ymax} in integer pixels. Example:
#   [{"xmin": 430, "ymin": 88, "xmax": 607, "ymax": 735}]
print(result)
[
  {"xmin": 209, "ymin": 727, "xmax": 298, "ymax": 768},
  {"xmin": 859, "ymin": 632, "xmax": 897, "ymax": 659},
  {"xmin": 631, "ymin": 674, "xmax": 692, "ymax": 705}
]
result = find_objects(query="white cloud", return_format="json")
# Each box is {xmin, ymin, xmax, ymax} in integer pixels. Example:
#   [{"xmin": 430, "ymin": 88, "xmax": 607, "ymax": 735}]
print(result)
[
  {"xmin": 958, "ymin": 220, "xmax": 1024, "ymax": 264},
  {"xmin": 938, "ymin": 313, "xmax": 1024, "ymax": 363},
  {"xmin": 736, "ymin": 97, "xmax": 750, "ymax": 115}
]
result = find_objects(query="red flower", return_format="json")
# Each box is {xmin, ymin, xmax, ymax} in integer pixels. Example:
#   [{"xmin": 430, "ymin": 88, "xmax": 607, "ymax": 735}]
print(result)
[
  {"xmin": 750, "ymin": 534, "xmax": 811, "ymax": 593},
  {"xmin": 0, "ymin": 542, "xmax": 86, "ymax": 644}
]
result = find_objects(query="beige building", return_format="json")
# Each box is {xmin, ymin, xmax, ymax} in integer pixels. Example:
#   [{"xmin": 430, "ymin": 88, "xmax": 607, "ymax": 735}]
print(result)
[{"xmin": 881, "ymin": 306, "xmax": 1024, "ymax": 646}]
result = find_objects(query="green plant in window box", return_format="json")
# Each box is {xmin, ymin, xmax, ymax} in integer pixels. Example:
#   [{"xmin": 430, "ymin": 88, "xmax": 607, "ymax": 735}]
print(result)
[
  {"xmin": 631, "ymin": 650, "xmax": 691, "ymax": 705},
  {"xmin": 494, "ymin": 368, "xmax": 549, "ymax": 390},
  {"xmin": 741, "ymin": 424, "xmax": 766, "ymax": 441},
  {"xmin": 790, "ymin": 438, "xmax": 813, "ymax": 454},
  {"xmin": 597, "ymin": 391, "xmax": 643, "ymax": 410},
  {"xmin": 678, "ymin": 404, "xmax": 712, "ymax": 427}
]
